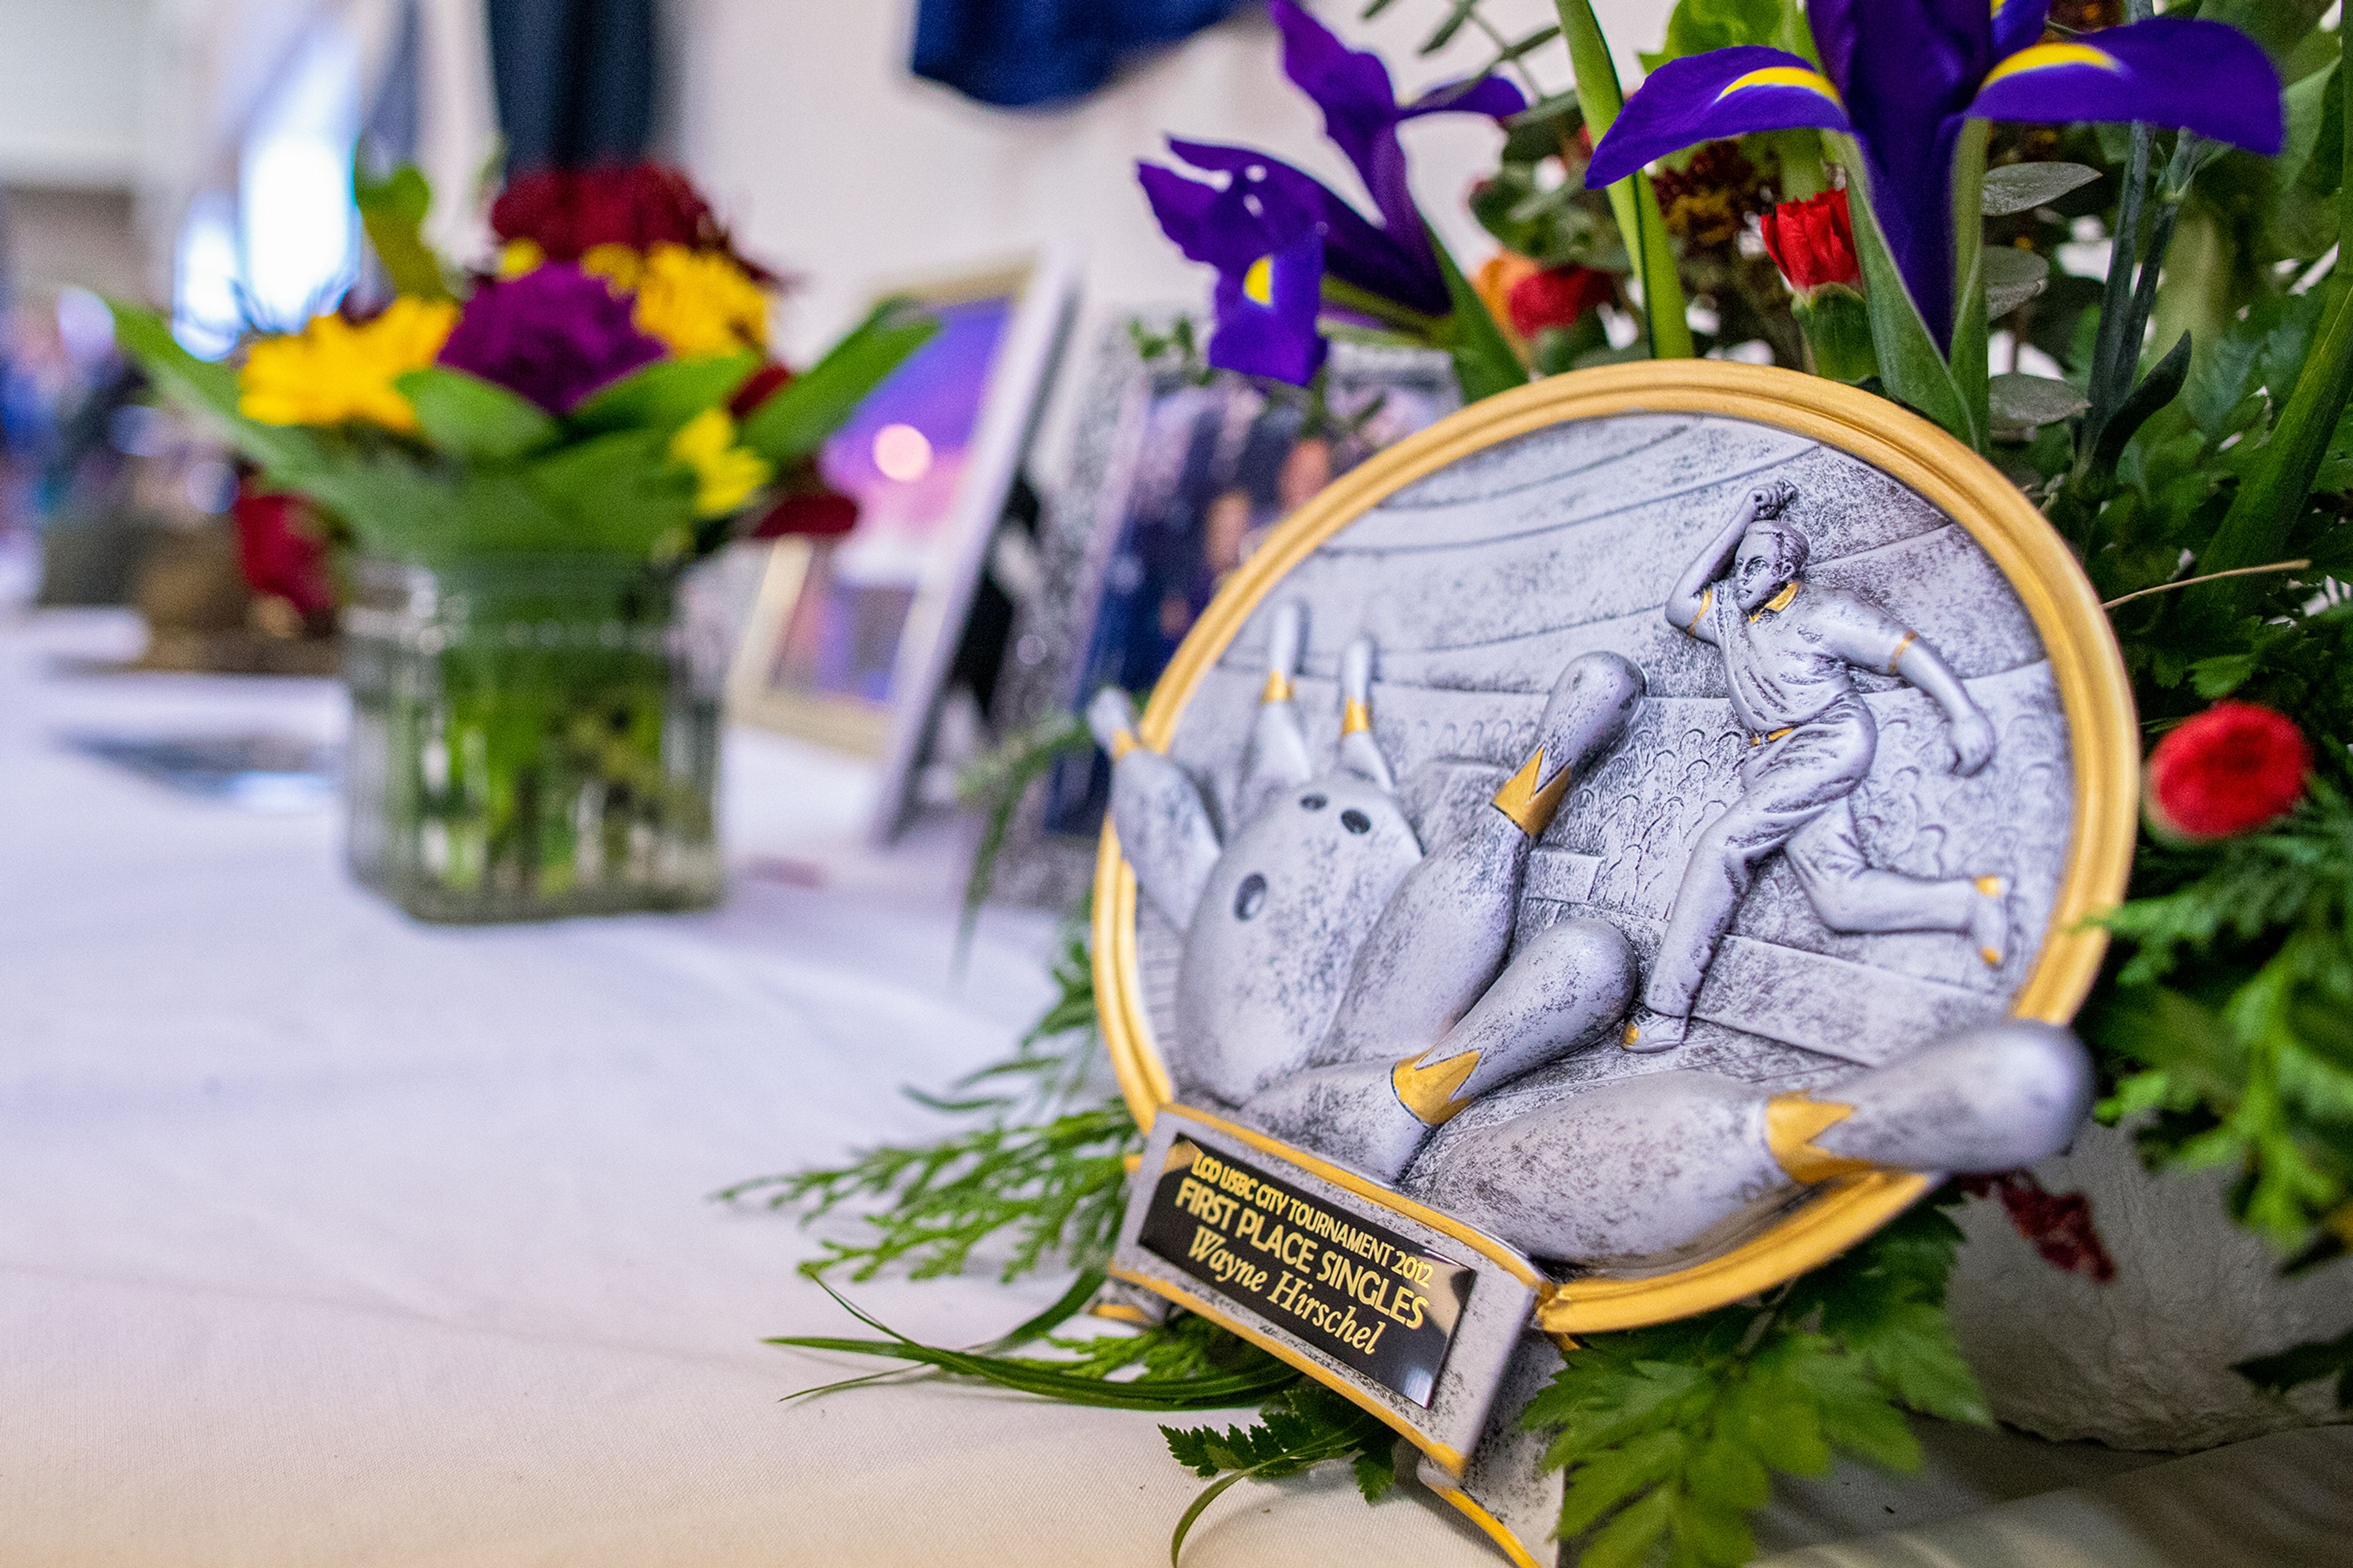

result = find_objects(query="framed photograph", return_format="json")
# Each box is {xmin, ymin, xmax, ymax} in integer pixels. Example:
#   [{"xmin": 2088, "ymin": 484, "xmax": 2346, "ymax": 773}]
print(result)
[
  {"xmin": 1086, "ymin": 362, "xmax": 2136, "ymax": 1562},
  {"xmin": 727, "ymin": 249, "xmax": 1078, "ymax": 838},
  {"xmin": 988, "ymin": 322, "xmax": 1457, "ymax": 907}
]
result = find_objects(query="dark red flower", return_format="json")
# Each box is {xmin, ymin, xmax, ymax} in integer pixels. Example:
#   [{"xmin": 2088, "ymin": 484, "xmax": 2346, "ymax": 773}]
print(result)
[
  {"xmin": 2146, "ymin": 701, "xmax": 2311, "ymax": 843},
  {"xmin": 1760, "ymin": 187, "xmax": 1862, "ymax": 297},
  {"xmin": 492, "ymin": 163, "xmax": 719, "ymax": 259},
  {"xmin": 232, "ymin": 484, "xmax": 336, "ymax": 618},
  {"xmin": 729, "ymin": 360, "xmax": 795, "ymax": 419},
  {"xmin": 1506, "ymin": 264, "xmax": 1615, "ymax": 338},
  {"xmin": 749, "ymin": 488, "xmax": 858, "ymax": 540},
  {"xmin": 1960, "ymin": 1171, "xmax": 2115, "ymax": 1282}
]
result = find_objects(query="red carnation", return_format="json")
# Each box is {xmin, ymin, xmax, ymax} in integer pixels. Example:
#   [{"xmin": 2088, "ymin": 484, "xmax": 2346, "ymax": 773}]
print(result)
[
  {"xmin": 1760, "ymin": 187, "xmax": 1862, "ymax": 297},
  {"xmin": 232, "ymin": 483, "xmax": 336, "ymax": 619},
  {"xmin": 1506, "ymin": 264, "xmax": 1615, "ymax": 338},
  {"xmin": 2146, "ymin": 700, "xmax": 2311, "ymax": 843},
  {"xmin": 490, "ymin": 162, "xmax": 779, "ymax": 279}
]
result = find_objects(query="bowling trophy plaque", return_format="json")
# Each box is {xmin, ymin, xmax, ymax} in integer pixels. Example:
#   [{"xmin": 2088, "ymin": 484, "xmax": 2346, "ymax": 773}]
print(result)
[{"xmin": 1086, "ymin": 362, "xmax": 2137, "ymax": 1564}]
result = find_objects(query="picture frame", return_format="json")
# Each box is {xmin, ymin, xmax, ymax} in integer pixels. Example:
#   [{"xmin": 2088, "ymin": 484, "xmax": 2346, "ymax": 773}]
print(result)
[
  {"xmin": 986, "ymin": 320, "xmax": 1459, "ymax": 908},
  {"xmin": 726, "ymin": 249, "xmax": 1079, "ymax": 840}
]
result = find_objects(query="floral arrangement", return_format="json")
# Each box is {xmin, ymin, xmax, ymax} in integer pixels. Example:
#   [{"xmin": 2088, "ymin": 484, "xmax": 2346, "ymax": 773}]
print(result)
[
  {"xmin": 743, "ymin": 1, "xmax": 2353, "ymax": 1560},
  {"xmin": 107, "ymin": 160, "xmax": 936, "ymax": 922},
  {"xmin": 111, "ymin": 159, "xmax": 931, "ymax": 573}
]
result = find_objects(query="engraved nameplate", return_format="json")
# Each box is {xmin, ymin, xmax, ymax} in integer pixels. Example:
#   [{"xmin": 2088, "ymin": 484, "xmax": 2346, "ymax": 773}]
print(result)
[
  {"xmin": 1136, "ymin": 1136, "xmax": 1474, "ymax": 1406},
  {"xmin": 1110, "ymin": 1105, "xmax": 1546, "ymax": 1475}
]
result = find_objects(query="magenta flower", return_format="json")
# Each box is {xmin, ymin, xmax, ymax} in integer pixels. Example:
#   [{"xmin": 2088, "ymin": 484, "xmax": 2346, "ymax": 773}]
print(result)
[
  {"xmin": 1585, "ymin": 0, "xmax": 2283, "ymax": 347},
  {"xmin": 1137, "ymin": 0, "xmax": 1521, "ymax": 384},
  {"xmin": 437, "ymin": 263, "xmax": 665, "ymax": 414}
]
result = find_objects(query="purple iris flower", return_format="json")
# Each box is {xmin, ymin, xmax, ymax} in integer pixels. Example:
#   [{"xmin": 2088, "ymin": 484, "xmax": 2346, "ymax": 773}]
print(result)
[
  {"xmin": 438, "ymin": 263, "xmax": 666, "ymax": 415},
  {"xmin": 1585, "ymin": 0, "xmax": 2283, "ymax": 349},
  {"xmin": 1137, "ymin": 0, "xmax": 1522, "ymax": 384}
]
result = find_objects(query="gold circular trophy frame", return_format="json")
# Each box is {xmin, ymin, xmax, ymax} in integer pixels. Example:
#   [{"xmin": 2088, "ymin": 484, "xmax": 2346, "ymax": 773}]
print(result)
[{"xmin": 1093, "ymin": 360, "xmax": 2137, "ymax": 1335}]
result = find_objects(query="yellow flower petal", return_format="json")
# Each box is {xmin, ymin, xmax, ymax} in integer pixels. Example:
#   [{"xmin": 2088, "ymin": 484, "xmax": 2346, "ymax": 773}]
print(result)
[
  {"xmin": 667, "ymin": 407, "xmax": 772, "ymax": 517},
  {"xmin": 630, "ymin": 244, "xmax": 768, "ymax": 358},
  {"xmin": 235, "ymin": 297, "xmax": 457, "ymax": 433},
  {"xmin": 499, "ymin": 239, "xmax": 545, "ymax": 278},
  {"xmin": 579, "ymin": 244, "xmax": 644, "ymax": 292}
]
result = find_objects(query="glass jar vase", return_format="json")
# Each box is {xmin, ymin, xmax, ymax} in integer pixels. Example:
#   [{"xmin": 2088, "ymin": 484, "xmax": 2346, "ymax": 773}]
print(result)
[{"xmin": 341, "ymin": 556, "xmax": 724, "ymax": 922}]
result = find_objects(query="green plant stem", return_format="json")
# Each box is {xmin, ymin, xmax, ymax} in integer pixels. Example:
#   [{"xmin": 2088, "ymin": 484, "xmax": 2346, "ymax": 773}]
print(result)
[
  {"xmin": 2186, "ymin": 15, "xmax": 2353, "ymax": 619},
  {"xmin": 1552, "ymin": 0, "xmax": 1693, "ymax": 358},
  {"xmin": 1322, "ymin": 276, "xmax": 1447, "ymax": 336},
  {"xmin": 1773, "ymin": 130, "xmax": 1827, "ymax": 200},
  {"xmin": 1949, "ymin": 119, "xmax": 1993, "ymax": 449},
  {"xmin": 2086, "ymin": 126, "xmax": 2154, "ymax": 444},
  {"xmin": 1835, "ymin": 134, "xmax": 1977, "ymax": 447}
]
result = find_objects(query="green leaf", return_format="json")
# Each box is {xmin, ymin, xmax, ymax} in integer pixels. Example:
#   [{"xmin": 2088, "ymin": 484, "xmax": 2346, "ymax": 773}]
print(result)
[
  {"xmin": 104, "ymin": 299, "xmax": 326, "ymax": 482},
  {"xmin": 1556, "ymin": 0, "xmax": 1695, "ymax": 359},
  {"xmin": 1837, "ymin": 150, "xmax": 1976, "ymax": 447},
  {"xmin": 520, "ymin": 428, "xmax": 699, "ymax": 556},
  {"xmin": 2091, "ymin": 332, "xmax": 2193, "ymax": 476},
  {"xmin": 739, "ymin": 301, "xmax": 938, "ymax": 466},
  {"xmin": 1433, "ymin": 227, "xmax": 1528, "ymax": 403},
  {"xmin": 1351, "ymin": 1441, "xmax": 1398, "ymax": 1503},
  {"xmin": 2234, "ymin": 1322, "xmax": 2353, "ymax": 1397},
  {"xmin": 353, "ymin": 159, "xmax": 452, "ymax": 301},
  {"xmin": 2192, "ymin": 277, "xmax": 2353, "ymax": 615},
  {"xmin": 1669, "ymin": 1488, "xmax": 1756, "ymax": 1568},
  {"xmin": 1981, "ymin": 162, "xmax": 2101, "ymax": 218},
  {"xmin": 396, "ymin": 366, "xmax": 558, "ymax": 461},
  {"xmin": 1418, "ymin": 0, "xmax": 1482, "ymax": 54},
  {"xmin": 1577, "ymin": 1482, "xmax": 1675, "ymax": 1568},
  {"xmin": 1982, "ymin": 246, "xmax": 2052, "ymax": 319},
  {"xmin": 1559, "ymin": 1428, "xmax": 1685, "ymax": 1536},
  {"xmin": 1648, "ymin": 0, "xmax": 1789, "ymax": 66},
  {"xmin": 1988, "ymin": 372, "xmax": 2088, "ymax": 436},
  {"xmin": 567, "ymin": 350, "xmax": 761, "ymax": 436}
]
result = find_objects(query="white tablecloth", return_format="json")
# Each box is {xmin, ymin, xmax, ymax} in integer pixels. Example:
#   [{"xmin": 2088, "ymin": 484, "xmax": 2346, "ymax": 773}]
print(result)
[{"xmin": 4, "ymin": 610, "xmax": 2347, "ymax": 1567}]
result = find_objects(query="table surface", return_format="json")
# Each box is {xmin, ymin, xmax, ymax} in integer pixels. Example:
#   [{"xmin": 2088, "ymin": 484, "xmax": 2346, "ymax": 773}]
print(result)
[{"xmin": 6, "ymin": 609, "xmax": 2347, "ymax": 1568}]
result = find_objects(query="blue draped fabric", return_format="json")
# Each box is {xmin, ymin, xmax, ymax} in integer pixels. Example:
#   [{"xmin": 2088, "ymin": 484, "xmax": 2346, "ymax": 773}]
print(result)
[
  {"xmin": 487, "ymin": 0, "xmax": 656, "ymax": 172},
  {"xmin": 912, "ymin": 0, "xmax": 1252, "ymax": 108}
]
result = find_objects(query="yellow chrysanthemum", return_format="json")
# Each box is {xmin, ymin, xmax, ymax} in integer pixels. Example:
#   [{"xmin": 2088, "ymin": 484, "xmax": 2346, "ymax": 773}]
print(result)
[
  {"xmin": 577, "ymin": 243, "xmax": 645, "ymax": 292},
  {"xmin": 238, "ymin": 297, "xmax": 458, "ymax": 433},
  {"xmin": 629, "ymin": 244, "xmax": 768, "ymax": 357},
  {"xmin": 668, "ymin": 408, "xmax": 771, "ymax": 517}
]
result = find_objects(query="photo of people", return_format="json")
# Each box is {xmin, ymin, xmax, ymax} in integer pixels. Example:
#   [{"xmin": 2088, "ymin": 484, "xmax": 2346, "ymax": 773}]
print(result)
[{"xmin": 1040, "ymin": 360, "xmax": 1452, "ymax": 835}]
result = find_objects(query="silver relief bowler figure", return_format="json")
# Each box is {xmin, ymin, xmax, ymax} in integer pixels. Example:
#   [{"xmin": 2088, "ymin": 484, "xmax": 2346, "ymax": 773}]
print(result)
[{"xmin": 1620, "ymin": 480, "xmax": 2015, "ymax": 1053}]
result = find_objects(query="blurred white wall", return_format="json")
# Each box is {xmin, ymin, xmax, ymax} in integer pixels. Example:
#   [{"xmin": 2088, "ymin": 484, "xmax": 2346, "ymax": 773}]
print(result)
[
  {"xmin": 0, "ymin": 0, "xmax": 154, "ymax": 187},
  {"xmin": 673, "ymin": 0, "xmax": 1675, "ymax": 363}
]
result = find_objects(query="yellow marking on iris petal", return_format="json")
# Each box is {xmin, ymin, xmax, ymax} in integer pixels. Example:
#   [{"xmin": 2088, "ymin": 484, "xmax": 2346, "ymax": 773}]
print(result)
[
  {"xmin": 1244, "ymin": 255, "xmax": 1275, "ymax": 305},
  {"xmin": 1341, "ymin": 697, "xmax": 1371, "ymax": 736},
  {"xmin": 1260, "ymin": 670, "xmax": 1294, "ymax": 704},
  {"xmin": 1491, "ymin": 748, "xmax": 1572, "ymax": 836},
  {"xmin": 1393, "ymin": 1048, "xmax": 1483, "ymax": 1126},
  {"xmin": 1982, "ymin": 42, "xmax": 2123, "ymax": 87},
  {"xmin": 1716, "ymin": 66, "xmax": 1843, "ymax": 105},
  {"xmin": 1765, "ymin": 1093, "xmax": 1877, "ymax": 1183}
]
